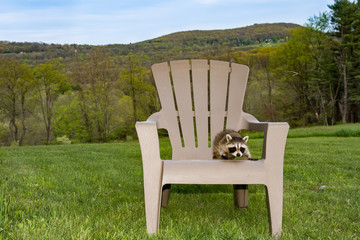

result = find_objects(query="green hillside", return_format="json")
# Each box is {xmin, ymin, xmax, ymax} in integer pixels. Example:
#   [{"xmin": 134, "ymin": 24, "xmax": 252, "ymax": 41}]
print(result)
[
  {"xmin": 0, "ymin": 23, "xmax": 300, "ymax": 63},
  {"xmin": 152, "ymin": 22, "xmax": 298, "ymax": 44}
]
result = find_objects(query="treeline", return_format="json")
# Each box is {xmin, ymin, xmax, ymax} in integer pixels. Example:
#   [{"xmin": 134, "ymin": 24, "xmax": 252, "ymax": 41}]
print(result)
[
  {"xmin": 0, "ymin": 23, "xmax": 298, "ymax": 64},
  {"xmin": 0, "ymin": 50, "xmax": 157, "ymax": 145},
  {"xmin": 150, "ymin": 23, "xmax": 298, "ymax": 46},
  {"xmin": 0, "ymin": 1, "xmax": 359, "ymax": 146},
  {"xmin": 239, "ymin": 0, "xmax": 360, "ymax": 126}
]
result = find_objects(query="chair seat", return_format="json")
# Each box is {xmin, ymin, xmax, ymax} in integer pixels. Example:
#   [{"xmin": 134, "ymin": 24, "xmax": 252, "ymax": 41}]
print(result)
[{"xmin": 163, "ymin": 159, "xmax": 267, "ymax": 185}]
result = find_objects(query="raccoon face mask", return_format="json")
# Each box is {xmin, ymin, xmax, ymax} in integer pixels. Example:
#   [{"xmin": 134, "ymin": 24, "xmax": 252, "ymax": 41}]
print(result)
[{"xmin": 225, "ymin": 134, "xmax": 249, "ymax": 158}]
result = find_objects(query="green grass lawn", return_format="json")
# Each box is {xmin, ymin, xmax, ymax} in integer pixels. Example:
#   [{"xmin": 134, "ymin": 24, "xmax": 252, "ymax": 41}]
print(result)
[{"xmin": 0, "ymin": 125, "xmax": 360, "ymax": 239}]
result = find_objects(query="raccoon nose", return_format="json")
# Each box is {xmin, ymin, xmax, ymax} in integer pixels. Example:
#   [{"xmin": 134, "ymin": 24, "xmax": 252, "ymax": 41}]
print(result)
[{"xmin": 236, "ymin": 153, "xmax": 241, "ymax": 157}]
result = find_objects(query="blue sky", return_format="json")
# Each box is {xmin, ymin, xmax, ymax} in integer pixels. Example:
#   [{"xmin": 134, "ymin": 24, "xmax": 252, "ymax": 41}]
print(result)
[{"xmin": 0, "ymin": 0, "xmax": 333, "ymax": 45}]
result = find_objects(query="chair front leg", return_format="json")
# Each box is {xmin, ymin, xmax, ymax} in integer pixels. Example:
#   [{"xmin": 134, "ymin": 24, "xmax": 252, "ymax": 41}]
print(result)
[
  {"xmin": 143, "ymin": 161, "xmax": 163, "ymax": 234},
  {"xmin": 266, "ymin": 184, "xmax": 283, "ymax": 238},
  {"xmin": 136, "ymin": 121, "xmax": 163, "ymax": 234}
]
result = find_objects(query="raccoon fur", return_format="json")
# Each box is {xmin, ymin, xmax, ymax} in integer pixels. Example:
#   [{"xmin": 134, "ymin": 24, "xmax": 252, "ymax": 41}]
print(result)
[{"xmin": 212, "ymin": 129, "xmax": 256, "ymax": 160}]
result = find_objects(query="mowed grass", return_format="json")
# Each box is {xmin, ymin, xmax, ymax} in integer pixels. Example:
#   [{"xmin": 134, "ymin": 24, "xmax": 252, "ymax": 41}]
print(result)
[
  {"xmin": 0, "ymin": 125, "xmax": 360, "ymax": 239},
  {"xmin": 243, "ymin": 123, "xmax": 360, "ymax": 139}
]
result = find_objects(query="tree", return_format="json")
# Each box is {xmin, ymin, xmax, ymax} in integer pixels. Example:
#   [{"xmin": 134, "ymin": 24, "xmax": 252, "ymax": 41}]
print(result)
[
  {"xmin": 0, "ymin": 59, "xmax": 35, "ymax": 145},
  {"xmin": 272, "ymin": 27, "xmax": 316, "ymax": 126},
  {"xmin": 71, "ymin": 48, "xmax": 120, "ymax": 141},
  {"xmin": 35, "ymin": 58, "xmax": 70, "ymax": 144},
  {"xmin": 120, "ymin": 53, "xmax": 156, "ymax": 124},
  {"xmin": 252, "ymin": 47, "xmax": 278, "ymax": 121},
  {"xmin": 273, "ymin": 2, "xmax": 360, "ymax": 125},
  {"xmin": 53, "ymin": 92, "xmax": 89, "ymax": 141},
  {"xmin": 306, "ymin": 13, "xmax": 341, "ymax": 125},
  {"xmin": 328, "ymin": 0, "xmax": 359, "ymax": 122}
]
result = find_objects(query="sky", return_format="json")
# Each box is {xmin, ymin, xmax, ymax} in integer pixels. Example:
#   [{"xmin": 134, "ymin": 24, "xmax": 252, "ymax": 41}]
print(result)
[{"xmin": 0, "ymin": 0, "xmax": 334, "ymax": 45}]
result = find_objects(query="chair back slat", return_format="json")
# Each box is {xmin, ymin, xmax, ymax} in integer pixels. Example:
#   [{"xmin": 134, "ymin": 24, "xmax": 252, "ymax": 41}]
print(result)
[
  {"xmin": 170, "ymin": 60, "xmax": 196, "ymax": 149},
  {"xmin": 152, "ymin": 60, "xmax": 249, "ymax": 159},
  {"xmin": 151, "ymin": 62, "xmax": 182, "ymax": 149},
  {"xmin": 192, "ymin": 60, "xmax": 210, "ymax": 150},
  {"xmin": 209, "ymin": 60, "xmax": 231, "ymax": 147},
  {"xmin": 226, "ymin": 64, "xmax": 249, "ymax": 129}
]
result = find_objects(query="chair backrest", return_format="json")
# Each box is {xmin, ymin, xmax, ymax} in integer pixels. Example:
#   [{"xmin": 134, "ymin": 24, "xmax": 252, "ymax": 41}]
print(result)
[{"xmin": 152, "ymin": 60, "xmax": 249, "ymax": 160}]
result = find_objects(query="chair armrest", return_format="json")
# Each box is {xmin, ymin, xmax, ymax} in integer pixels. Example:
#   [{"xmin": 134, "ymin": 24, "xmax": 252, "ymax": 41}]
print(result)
[
  {"xmin": 147, "ymin": 111, "xmax": 166, "ymax": 129},
  {"xmin": 135, "ymin": 120, "xmax": 162, "ymax": 162},
  {"xmin": 261, "ymin": 122, "xmax": 289, "ymax": 160},
  {"xmin": 240, "ymin": 112, "xmax": 266, "ymax": 131},
  {"xmin": 241, "ymin": 112, "xmax": 289, "ymax": 160},
  {"xmin": 241, "ymin": 112, "xmax": 289, "ymax": 132}
]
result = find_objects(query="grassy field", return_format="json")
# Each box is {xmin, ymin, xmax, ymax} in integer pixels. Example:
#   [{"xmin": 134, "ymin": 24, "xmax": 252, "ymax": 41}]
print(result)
[{"xmin": 0, "ymin": 125, "xmax": 359, "ymax": 239}]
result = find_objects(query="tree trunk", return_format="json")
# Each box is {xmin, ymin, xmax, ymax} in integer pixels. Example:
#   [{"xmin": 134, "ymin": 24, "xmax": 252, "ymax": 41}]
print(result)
[
  {"xmin": 46, "ymin": 95, "xmax": 53, "ymax": 144},
  {"xmin": 9, "ymin": 94, "xmax": 18, "ymax": 143},
  {"xmin": 317, "ymin": 84, "xmax": 328, "ymax": 126},
  {"xmin": 19, "ymin": 95, "xmax": 27, "ymax": 146},
  {"xmin": 342, "ymin": 63, "xmax": 348, "ymax": 123},
  {"xmin": 9, "ymin": 119, "xmax": 18, "ymax": 143},
  {"xmin": 132, "ymin": 90, "xmax": 138, "ymax": 123},
  {"xmin": 266, "ymin": 70, "xmax": 276, "ymax": 122}
]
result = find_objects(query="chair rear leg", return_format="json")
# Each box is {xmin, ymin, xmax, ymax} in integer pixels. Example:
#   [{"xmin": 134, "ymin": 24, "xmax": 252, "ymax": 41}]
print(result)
[
  {"xmin": 161, "ymin": 184, "xmax": 171, "ymax": 207},
  {"xmin": 233, "ymin": 184, "xmax": 248, "ymax": 208},
  {"xmin": 266, "ymin": 185, "xmax": 283, "ymax": 238}
]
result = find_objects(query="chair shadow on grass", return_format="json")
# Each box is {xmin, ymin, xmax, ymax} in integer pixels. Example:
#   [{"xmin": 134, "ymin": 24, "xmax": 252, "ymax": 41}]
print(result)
[
  {"xmin": 170, "ymin": 184, "xmax": 265, "ymax": 194},
  {"xmin": 171, "ymin": 184, "xmax": 232, "ymax": 194}
]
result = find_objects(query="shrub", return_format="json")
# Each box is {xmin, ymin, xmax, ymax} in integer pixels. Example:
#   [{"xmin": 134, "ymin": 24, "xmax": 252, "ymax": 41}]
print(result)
[
  {"xmin": 56, "ymin": 135, "xmax": 72, "ymax": 145},
  {"xmin": 10, "ymin": 141, "xmax": 19, "ymax": 147}
]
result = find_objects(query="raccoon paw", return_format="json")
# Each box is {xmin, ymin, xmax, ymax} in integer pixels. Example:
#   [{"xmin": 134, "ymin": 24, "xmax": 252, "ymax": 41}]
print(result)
[{"xmin": 221, "ymin": 154, "xmax": 229, "ymax": 160}]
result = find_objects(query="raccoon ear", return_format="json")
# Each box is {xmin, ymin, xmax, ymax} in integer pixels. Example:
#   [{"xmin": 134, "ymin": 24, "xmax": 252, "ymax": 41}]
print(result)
[
  {"xmin": 243, "ymin": 136, "xmax": 249, "ymax": 143},
  {"xmin": 225, "ymin": 134, "xmax": 232, "ymax": 143}
]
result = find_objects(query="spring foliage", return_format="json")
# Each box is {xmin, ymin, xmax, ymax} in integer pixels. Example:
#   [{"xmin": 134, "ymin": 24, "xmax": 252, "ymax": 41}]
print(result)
[{"xmin": 0, "ymin": 2, "xmax": 360, "ymax": 145}]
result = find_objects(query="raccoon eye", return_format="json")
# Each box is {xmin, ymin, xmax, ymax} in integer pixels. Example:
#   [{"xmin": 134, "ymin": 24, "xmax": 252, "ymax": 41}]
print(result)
[
  {"xmin": 228, "ymin": 147, "xmax": 236, "ymax": 153},
  {"xmin": 240, "ymin": 147, "xmax": 245, "ymax": 153}
]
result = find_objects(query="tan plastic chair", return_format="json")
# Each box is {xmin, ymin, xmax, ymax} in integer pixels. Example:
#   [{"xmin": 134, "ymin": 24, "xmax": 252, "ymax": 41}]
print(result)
[{"xmin": 136, "ymin": 59, "xmax": 289, "ymax": 237}]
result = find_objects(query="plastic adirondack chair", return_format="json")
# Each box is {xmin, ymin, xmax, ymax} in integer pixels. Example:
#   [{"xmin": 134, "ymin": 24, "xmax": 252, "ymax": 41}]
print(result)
[{"xmin": 136, "ymin": 59, "xmax": 289, "ymax": 237}]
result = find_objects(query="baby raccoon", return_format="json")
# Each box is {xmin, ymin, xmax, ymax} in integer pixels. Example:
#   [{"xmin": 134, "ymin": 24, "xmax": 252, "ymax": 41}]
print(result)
[{"xmin": 212, "ymin": 129, "xmax": 255, "ymax": 160}]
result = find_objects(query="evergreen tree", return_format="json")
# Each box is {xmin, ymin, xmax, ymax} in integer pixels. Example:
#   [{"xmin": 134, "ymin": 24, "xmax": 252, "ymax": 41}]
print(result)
[{"xmin": 328, "ymin": 0, "xmax": 359, "ymax": 122}]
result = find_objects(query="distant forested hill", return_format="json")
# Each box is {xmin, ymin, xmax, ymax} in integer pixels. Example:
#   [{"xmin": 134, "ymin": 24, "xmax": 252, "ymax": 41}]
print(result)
[
  {"xmin": 151, "ymin": 22, "xmax": 299, "ymax": 44},
  {"xmin": 0, "ymin": 23, "xmax": 300, "ymax": 63}
]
